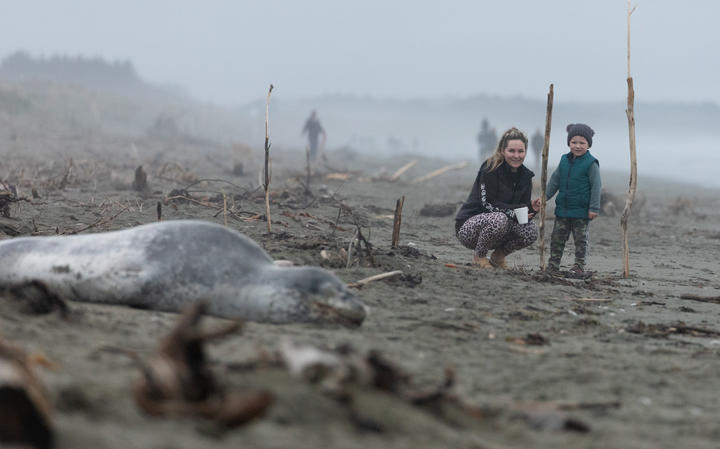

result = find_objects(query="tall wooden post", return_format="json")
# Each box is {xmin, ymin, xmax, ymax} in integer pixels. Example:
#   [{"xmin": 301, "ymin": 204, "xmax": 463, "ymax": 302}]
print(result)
[
  {"xmin": 263, "ymin": 84, "xmax": 274, "ymax": 232},
  {"xmin": 538, "ymin": 84, "xmax": 554, "ymax": 270},
  {"xmin": 621, "ymin": 1, "xmax": 638, "ymax": 278}
]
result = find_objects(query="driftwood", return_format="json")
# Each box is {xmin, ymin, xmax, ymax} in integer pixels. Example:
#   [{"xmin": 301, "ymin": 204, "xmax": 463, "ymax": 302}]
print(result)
[
  {"xmin": 263, "ymin": 84, "xmax": 274, "ymax": 232},
  {"xmin": 391, "ymin": 195, "xmax": 405, "ymax": 248},
  {"xmin": 0, "ymin": 336, "xmax": 54, "ymax": 449},
  {"xmin": 410, "ymin": 162, "xmax": 468, "ymax": 184},
  {"xmin": 538, "ymin": 84, "xmax": 554, "ymax": 270},
  {"xmin": 621, "ymin": 1, "xmax": 639, "ymax": 278},
  {"xmin": 347, "ymin": 270, "xmax": 403, "ymax": 288},
  {"xmin": 679, "ymin": 294, "xmax": 720, "ymax": 304},
  {"xmin": 132, "ymin": 303, "xmax": 272, "ymax": 428},
  {"xmin": 389, "ymin": 160, "xmax": 417, "ymax": 181}
]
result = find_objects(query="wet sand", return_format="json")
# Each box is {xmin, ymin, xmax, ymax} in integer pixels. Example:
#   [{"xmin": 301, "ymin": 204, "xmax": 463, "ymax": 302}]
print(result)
[{"xmin": 2, "ymin": 139, "xmax": 720, "ymax": 449}]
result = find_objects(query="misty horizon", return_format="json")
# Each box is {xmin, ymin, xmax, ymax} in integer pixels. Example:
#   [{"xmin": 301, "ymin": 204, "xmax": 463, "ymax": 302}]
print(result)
[{"xmin": 1, "ymin": 1, "xmax": 719, "ymax": 107}]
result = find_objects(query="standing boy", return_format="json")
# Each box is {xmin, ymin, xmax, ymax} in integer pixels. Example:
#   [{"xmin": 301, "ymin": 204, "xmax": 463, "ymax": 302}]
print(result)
[{"xmin": 540, "ymin": 123, "xmax": 602, "ymax": 277}]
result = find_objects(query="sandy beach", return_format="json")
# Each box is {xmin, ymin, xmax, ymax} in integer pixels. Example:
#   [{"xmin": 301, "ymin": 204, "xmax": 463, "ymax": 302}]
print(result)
[{"xmin": 2, "ymin": 138, "xmax": 720, "ymax": 449}]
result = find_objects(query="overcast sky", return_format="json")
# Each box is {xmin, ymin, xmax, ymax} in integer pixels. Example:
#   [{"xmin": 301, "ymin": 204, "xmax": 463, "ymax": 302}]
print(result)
[{"xmin": 1, "ymin": 0, "xmax": 718, "ymax": 106}]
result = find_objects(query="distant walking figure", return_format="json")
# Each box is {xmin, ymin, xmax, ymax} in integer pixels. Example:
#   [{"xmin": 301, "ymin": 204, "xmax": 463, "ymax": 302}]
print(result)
[{"xmin": 301, "ymin": 110, "xmax": 327, "ymax": 161}]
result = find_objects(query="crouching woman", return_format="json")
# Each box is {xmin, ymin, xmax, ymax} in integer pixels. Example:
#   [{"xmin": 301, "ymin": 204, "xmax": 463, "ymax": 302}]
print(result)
[{"xmin": 454, "ymin": 127, "xmax": 539, "ymax": 269}]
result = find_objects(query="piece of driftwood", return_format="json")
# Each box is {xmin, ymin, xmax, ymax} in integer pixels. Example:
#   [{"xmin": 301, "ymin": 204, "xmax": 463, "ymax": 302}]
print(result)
[
  {"xmin": 389, "ymin": 160, "xmax": 417, "ymax": 181},
  {"xmin": 391, "ymin": 195, "xmax": 405, "ymax": 248},
  {"xmin": 410, "ymin": 162, "xmax": 468, "ymax": 184},
  {"xmin": 263, "ymin": 84, "xmax": 274, "ymax": 233},
  {"xmin": 0, "ymin": 336, "xmax": 54, "ymax": 449},
  {"xmin": 538, "ymin": 84, "xmax": 554, "ymax": 270},
  {"xmin": 679, "ymin": 294, "xmax": 720, "ymax": 304},
  {"xmin": 132, "ymin": 303, "xmax": 272, "ymax": 428},
  {"xmin": 621, "ymin": 1, "xmax": 639, "ymax": 278},
  {"xmin": 347, "ymin": 270, "xmax": 403, "ymax": 288}
]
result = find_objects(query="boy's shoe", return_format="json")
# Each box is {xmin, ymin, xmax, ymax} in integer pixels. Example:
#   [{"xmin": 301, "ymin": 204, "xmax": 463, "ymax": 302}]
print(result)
[
  {"xmin": 566, "ymin": 264, "xmax": 592, "ymax": 279},
  {"xmin": 544, "ymin": 265, "xmax": 562, "ymax": 277}
]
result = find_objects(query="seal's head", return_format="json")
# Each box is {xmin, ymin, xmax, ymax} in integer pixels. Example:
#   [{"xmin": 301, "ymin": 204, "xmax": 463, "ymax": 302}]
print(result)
[{"xmin": 267, "ymin": 266, "xmax": 367, "ymax": 327}]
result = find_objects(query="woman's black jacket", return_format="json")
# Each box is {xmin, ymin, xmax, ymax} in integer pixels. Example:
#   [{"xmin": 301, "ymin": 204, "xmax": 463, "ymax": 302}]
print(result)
[{"xmin": 455, "ymin": 161, "xmax": 535, "ymax": 231}]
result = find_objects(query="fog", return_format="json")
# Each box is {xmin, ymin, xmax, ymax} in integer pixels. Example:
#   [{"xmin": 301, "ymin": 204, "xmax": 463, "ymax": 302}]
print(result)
[{"xmin": 1, "ymin": 0, "xmax": 719, "ymax": 186}]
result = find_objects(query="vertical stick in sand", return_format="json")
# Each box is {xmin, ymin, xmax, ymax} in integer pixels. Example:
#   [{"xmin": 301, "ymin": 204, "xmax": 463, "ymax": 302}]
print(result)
[
  {"xmin": 391, "ymin": 195, "xmax": 405, "ymax": 248},
  {"xmin": 538, "ymin": 84, "xmax": 554, "ymax": 270},
  {"xmin": 263, "ymin": 84, "xmax": 274, "ymax": 233},
  {"xmin": 622, "ymin": 1, "xmax": 638, "ymax": 278}
]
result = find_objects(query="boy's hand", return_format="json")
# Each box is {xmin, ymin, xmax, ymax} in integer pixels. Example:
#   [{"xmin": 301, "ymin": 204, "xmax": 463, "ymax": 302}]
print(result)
[
  {"xmin": 531, "ymin": 198, "xmax": 542, "ymax": 211},
  {"xmin": 588, "ymin": 211, "xmax": 598, "ymax": 220}
]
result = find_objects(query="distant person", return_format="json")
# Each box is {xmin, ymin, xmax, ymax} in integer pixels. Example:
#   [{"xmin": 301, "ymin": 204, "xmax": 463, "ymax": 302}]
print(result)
[
  {"xmin": 536, "ymin": 123, "xmax": 602, "ymax": 278},
  {"xmin": 301, "ymin": 110, "xmax": 327, "ymax": 162},
  {"xmin": 476, "ymin": 118, "xmax": 497, "ymax": 162},
  {"xmin": 455, "ymin": 127, "xmax": 540, "ymax": 269},
  {"xmin": 530, "ymin": 128, "xmax": 544, "ymax": 172}
]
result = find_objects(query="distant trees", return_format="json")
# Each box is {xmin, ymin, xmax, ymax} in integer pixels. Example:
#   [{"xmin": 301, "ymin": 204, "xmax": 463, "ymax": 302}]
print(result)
[
  {"xmin": 0, "ymin": 51, "xmax": 141, "ymax": 89},
  {"xmin": 477, "ymin": 118, "xmax": 497, "ymax": 162}
]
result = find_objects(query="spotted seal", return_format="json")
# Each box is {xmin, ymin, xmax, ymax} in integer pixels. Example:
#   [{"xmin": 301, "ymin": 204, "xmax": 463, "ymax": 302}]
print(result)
[{"xmin": 0, "ymin": 220, "xmax": 366, "ymax": 326}]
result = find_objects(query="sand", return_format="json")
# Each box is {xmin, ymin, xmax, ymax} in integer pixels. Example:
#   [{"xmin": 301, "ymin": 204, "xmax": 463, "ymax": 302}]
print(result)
[{"xmin": 2, "ymin": 139, "xmax": 720, "ymax": 449}]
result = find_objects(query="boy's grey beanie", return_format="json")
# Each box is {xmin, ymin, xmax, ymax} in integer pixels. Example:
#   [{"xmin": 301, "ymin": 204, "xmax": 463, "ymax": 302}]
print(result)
[{"xmin": 566, "ymin": 123, "xmax": 594, "ymax": 148}]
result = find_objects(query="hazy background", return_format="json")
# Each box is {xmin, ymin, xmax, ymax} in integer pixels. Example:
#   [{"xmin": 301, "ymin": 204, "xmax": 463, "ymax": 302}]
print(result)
[{"xmin": 1, "ymin": 0, "xmax": 719, "ymax": 187}]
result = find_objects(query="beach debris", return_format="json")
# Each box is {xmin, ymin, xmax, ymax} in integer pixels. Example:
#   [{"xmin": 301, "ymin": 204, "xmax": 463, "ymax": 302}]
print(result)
[
  {"xmin": 679, "ymin": 293, "xmax": 720, "ymax": 304},
  {"xmin": 510, "ymin": 399, "xmax": 619, "ymax": 433},
  {"xmin": 391, "ymin": 195, "xmax": 405, "ymax": 248},
  {"xmin": 626, "ymin": 320, "xmax": 720, "ymax": 338},
  {"xmin": 418, "ymin": 202, "xmax": 459, "ymax": 217},
  {"xmin": 156, "ymin": 161, "xmax": 199, "ymax": 184},
  {"xmin": 411, "ymin": 161, "xmax": 468, "ymax": 184},
  {"xmin": 0, "ymin": 182, "xmax": 18, "ymax": 218},
  {"xmin": 347, "ymin": 270, "xmax": 403, "ymax": 289},
  {"xmin": 132, "ymin": 302, "xmax": 272, "ymax": 428},
  {"xmin": 274, "ymin": 342, "xmax": 489, "ymax": 428},
  {"xmin": 506, "ymin": 333, "xmax": 549, "ymax": 346},
  {"xmin": 389, "ymin": 160, "xmax": 417, "ymax": 182},
  {"xmin": 0, "ymin": 336, "xmax": 55, "ymax": 449}
]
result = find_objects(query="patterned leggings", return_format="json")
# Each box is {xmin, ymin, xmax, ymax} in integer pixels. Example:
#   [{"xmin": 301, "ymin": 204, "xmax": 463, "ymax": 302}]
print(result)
[{"xmin": 456, "ymin": 212, "xmax": 539, "ymax": 258}]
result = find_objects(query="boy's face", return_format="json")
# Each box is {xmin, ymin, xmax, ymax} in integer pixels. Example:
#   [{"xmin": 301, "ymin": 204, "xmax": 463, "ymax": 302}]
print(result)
[{"xmin": 569, "ymin": 136, "xmax": 589, "ymax": 157}]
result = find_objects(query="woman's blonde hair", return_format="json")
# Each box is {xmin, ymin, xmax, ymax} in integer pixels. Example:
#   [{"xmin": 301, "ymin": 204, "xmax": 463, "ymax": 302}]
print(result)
[{"xmin": 485, "ymin": 127, "xmax": 528, "ymax": 172}]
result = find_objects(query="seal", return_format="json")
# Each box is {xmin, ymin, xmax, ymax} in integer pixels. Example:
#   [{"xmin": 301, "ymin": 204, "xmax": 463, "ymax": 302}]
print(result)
[{"xmin": 0, "ymin": 220, "xmax": 366, "ymax": 326}]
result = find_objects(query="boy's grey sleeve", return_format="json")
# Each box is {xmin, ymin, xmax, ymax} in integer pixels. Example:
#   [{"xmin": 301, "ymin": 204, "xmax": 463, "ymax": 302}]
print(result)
[
  {"xmin": 588, "ymin": 162, "xmax": 602, "ymax": 212},
  {"xmin": 546, "ymin": 168, "xmax": 560, "ymax": 199}
]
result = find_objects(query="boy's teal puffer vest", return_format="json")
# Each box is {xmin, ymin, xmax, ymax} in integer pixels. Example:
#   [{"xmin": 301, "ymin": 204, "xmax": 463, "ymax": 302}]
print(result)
[{"xmin": 555, "ymin": 151, "xmax": 598, "ymax": 218}]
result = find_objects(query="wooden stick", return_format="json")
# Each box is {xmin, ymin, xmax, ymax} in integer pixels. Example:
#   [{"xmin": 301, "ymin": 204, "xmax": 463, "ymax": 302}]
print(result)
[
  {"xmin": 347, "ymin": 270, "xmax": 403, "ymax": 288},
  {"xmin": 305, "ymin": 145, "xmax": 312, "ymax": 195},
  {"xmin": 223, "ymin": 193, "xmax": 228, "ymax": 227},
  {"xmin": 679, "ymin": 294, "xmax": 720, "ymax": 304},
  {"xmin": 410, "ymin": 162, "xmax": 467, "ymax": 184},
  {"xmin": 538, "ymin": 84, "xmax": 554, "ymax": 270},
  {"xmin": 263, "ymin": 84, "xmax": 274, "ymax": 233},
  {"xmin": 391, "ymin": 195, "xmax": 405, "ymax": 248},
  {"xmin": 346, "ymin": 229, "xmax": 358, "ymax": 269},
  {"xmin": 390, "ymin": 160, "xmax": 417, "ymax": 181},
  {"xmin": 621, "ymin": 2, "xmax": 638, "ymax": 278}
]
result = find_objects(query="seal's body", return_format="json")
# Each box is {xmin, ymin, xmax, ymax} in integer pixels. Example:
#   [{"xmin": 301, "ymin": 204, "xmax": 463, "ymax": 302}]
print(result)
[{"xmin": 0, "ymin": 220, "xmax": 366, "ymax": 326}]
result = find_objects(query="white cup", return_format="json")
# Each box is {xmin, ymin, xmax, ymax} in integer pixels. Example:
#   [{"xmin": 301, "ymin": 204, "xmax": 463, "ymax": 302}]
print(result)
[{"xmin": 513, "ymin": 206, "xmax": 529, "ymax": 224}]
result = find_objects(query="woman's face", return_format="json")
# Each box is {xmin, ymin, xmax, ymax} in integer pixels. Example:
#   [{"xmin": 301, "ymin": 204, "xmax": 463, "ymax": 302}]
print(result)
[{"xmin": 502, "ymin": 139, "xmax": 527, "ymax": 170}]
